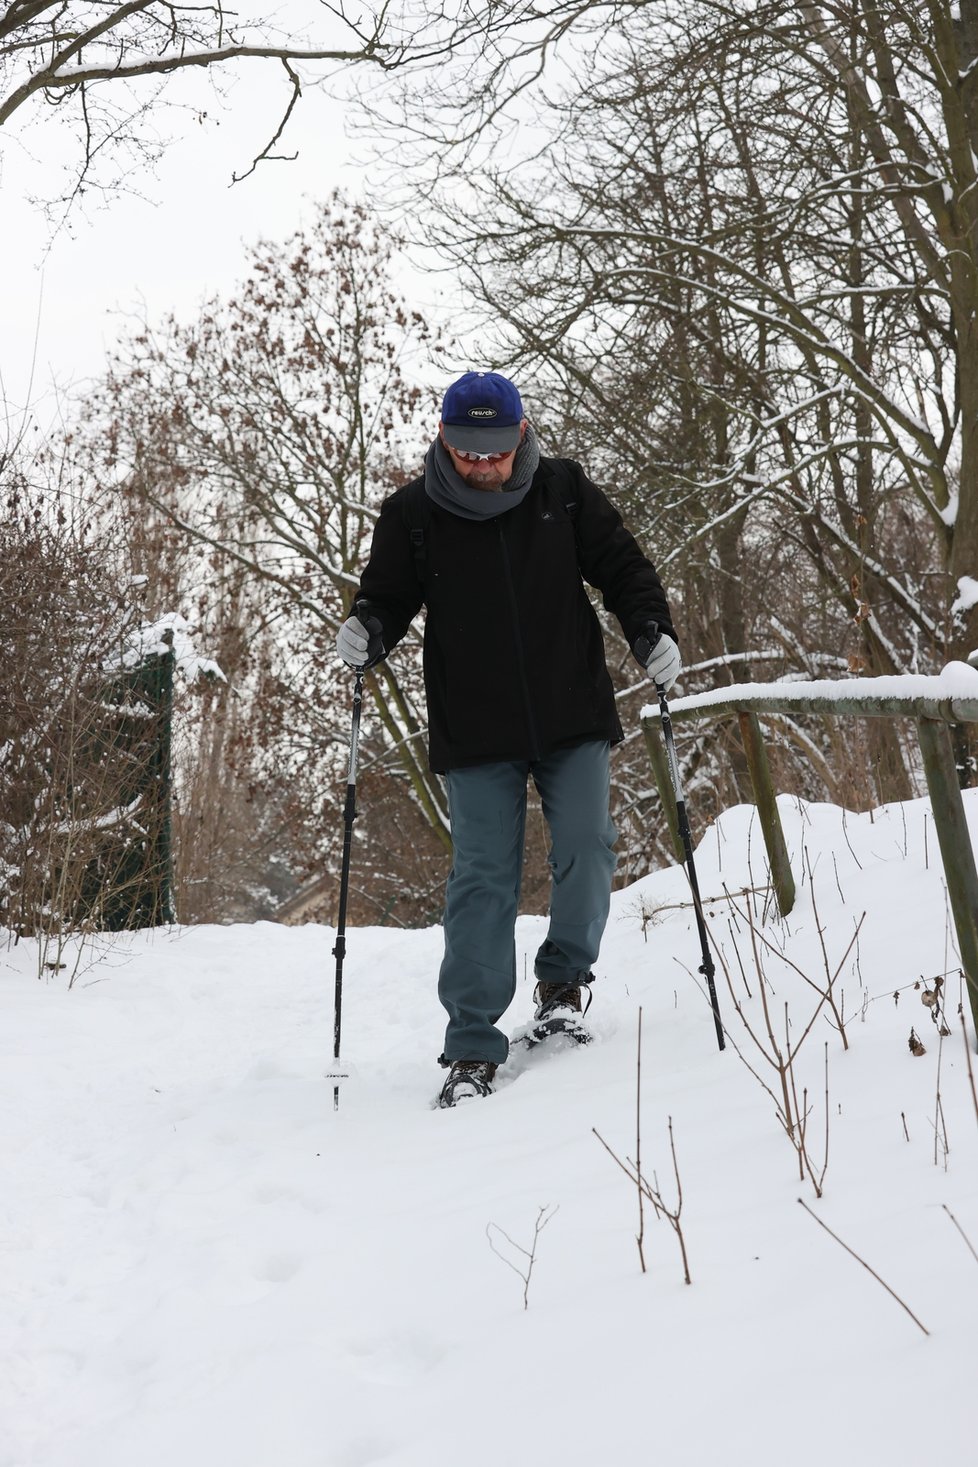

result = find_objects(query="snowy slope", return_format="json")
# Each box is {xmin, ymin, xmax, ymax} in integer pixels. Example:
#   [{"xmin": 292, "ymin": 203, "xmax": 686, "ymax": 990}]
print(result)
[{"xmin": 2, "ymin": 794, "xmax": 976, "ymax": 1467}]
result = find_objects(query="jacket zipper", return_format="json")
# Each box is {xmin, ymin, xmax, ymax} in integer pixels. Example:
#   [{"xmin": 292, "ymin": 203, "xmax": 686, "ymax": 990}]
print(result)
[{"xmin": 497, "ymin": 519, "xmax": 541, "ymax": 760}]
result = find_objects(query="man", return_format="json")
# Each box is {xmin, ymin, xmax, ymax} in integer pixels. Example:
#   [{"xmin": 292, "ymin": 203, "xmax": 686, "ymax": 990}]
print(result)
[{"xmin": 336, "ymin": 370, "xmax": 680, "ymax": 1108}]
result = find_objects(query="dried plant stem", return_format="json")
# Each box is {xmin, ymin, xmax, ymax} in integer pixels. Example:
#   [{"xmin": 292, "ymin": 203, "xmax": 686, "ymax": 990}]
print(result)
[
  {"xmin": 962, "ymin": 1009, "xmax": 978, "ymax": 1131},
  {"xmin": 784, "ymin": 1004, "xmax": 807, "ymax": 1185},
  {"xmin": 805, "ymin": 853, "xmax": 857, "ymax": 1049},
  {"xmin": 594, "ymin": 1101, "xmax": 691, "ymax": 1285},
  {"xmin": 942, "ymin": 1205, "xmax": 978, "ymax": 1265},
  {"xmin": 797, "ymin": 1199, "xmax": 930, "ymax": 1337},
  {"xmin": 819, "ymin": 1042, "xmax": 830, "ymax": 1195},
  {"xmin": 715, "ymin": 900, "xmax": 832, "ymax": 1194},
  {"xmin": 723, "ymin": 911, "xmax": 753, "ymax": 998},
  {"xmin": 652, "ymin": 884, "xmax": 769, "ymax": 918},
  {"xmin": 636, "ymin": 1008, "xmax": 646, "ymax": 1273},
  {"xmin": 933, "ymin": 1029, "xmax": 949, "ymax": 1170},
  {"xmin": 592, "ymin": 1015, "xmax": 692, "ymax": 1290},
  {"xmin": 748, "ymin": 885, "xmax": 863, "ymax": 1052},
  {"xmin": 486, "ymin": 1205, "xmax": 557, "ymax": 1311},
  {"xmin": 665, "ymin": 1117, "xmax": 691, "ymax": 1286}
]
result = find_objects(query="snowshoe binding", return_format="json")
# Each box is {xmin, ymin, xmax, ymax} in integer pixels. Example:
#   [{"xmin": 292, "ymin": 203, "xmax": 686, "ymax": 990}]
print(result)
[
  {"xmin": 518, "ymin": 975, "xmax": 595, "ymax": 1050},
  {"xmin": 437, "ymin": 1059, "xmax": 498, "ymax": 1109}
]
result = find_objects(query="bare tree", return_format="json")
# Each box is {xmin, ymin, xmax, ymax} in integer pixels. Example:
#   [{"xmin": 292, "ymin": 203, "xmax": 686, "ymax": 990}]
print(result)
[
  {"xmin": 370, "ymin": 0, "xmax": 973, "ymax": 793},
  {"xmin": 76, "ymin": 192, "xmax": 455, "ymax": 923},
  {"xmin": 0, "ymin": 0, "xmax": 644, "ymax": 216}
]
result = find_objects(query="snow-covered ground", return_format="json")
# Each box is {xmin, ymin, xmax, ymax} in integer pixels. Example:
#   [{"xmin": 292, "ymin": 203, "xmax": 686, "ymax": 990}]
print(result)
[{"xmin": 3, "ymin": 793, "xmax": 976, "ymax": 1467}]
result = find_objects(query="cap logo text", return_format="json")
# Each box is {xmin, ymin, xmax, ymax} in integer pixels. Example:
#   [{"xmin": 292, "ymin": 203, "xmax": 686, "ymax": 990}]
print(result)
[{"xmin": 467, "ymin": 407, "xmax": 497, "ymax": 419}]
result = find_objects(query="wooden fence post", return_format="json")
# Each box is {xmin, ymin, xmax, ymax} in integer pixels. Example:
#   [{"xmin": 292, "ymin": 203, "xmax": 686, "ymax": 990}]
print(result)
[
  {"xmin": 916, "ymin": 716, "xmax": 978, "ymax": 1036},
  {"xmin": 737, "ymin": 710, "xmax": 796, "ymax": 918},
  {"xmin": 643, "ymin": 720, "xmax": 684, "ymax": 863}
]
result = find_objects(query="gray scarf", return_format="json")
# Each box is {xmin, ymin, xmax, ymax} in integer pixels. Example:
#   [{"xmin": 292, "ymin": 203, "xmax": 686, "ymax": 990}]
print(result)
[{"xmin": 423, "ymin": 423, "xmax": 542, "ymax": 521}]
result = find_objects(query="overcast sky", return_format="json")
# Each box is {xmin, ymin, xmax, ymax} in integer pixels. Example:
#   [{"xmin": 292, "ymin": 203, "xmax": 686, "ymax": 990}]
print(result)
[{"xmin": 2, "ymin": 63, "xmax": 465, "ymax": 438}]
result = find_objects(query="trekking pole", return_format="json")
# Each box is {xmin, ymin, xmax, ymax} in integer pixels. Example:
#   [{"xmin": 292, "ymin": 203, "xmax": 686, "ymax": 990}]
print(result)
[
  {"xmin": 656, "ymin": 681, "xmax": 724, "ymax": 1050},
  {"xmin": 637, "ymin": 631, "xmax": 725, "ymax": 1052},
  {"xmin": 328, "ymin": 665, "xmax": 365, "ymax": 1109}
]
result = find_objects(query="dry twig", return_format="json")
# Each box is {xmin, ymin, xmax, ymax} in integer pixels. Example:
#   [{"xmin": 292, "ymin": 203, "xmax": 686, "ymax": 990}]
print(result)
[
  {"xmin": 961, "ymin": 1007, "xmax": 978, "ymax": 1130},
  {"xmin": 797, "ymin": 1199, "xmax": 929, "ymax": 1337},
  {"xmin": 594, "ymin": 1072, "xmax": 691, "ymax": 1288},
  {"xmin": 942, "ymin": 1205, "xmax": 978, "ymax": 1266},
  {"xmin": 486, "ymin": 1205, "xmax": 557, "ymax": 1311}
]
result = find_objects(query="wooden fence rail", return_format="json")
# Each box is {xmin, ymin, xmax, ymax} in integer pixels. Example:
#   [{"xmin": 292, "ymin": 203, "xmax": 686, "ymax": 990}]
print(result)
[{"xmin": 641, "ymin": 681, "xmax": 978, "ymax": 1037}]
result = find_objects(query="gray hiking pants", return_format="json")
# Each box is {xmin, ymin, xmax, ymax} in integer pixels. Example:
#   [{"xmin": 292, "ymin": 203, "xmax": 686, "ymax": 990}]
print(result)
[{"xmin": 438, "ymin": 739, "xmax": 618, "ymax": 1065}]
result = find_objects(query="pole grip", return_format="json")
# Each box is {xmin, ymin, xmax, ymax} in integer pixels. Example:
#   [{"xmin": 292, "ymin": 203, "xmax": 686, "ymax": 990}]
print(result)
[{"xmin": 634, "ymin": 628, "xmax": 659, "ymax": 667}]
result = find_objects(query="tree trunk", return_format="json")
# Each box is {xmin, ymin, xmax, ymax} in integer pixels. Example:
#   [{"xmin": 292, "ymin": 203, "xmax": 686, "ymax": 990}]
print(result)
[{"xmin": 948, "ymin": 274, "xmax": 978, "ymax": 785}]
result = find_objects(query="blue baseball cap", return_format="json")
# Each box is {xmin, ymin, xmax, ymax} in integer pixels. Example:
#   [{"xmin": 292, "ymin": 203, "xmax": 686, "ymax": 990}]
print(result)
[{"xmin": 441, "ymin": 371, "xmax": 524, "ymax": 452}]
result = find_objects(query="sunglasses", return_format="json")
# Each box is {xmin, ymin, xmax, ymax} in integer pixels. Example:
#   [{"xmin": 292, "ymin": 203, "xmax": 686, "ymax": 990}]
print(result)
[{"xmin": 451, "ymin": 446, "xmax": 515, "ymax": 463}]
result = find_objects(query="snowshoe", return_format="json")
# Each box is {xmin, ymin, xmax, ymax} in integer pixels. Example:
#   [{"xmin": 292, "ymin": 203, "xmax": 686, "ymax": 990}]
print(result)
[
  {"xmin": 516, "ymin": 975, "xmax": 595, "ymax": 1050},
  {"xmin": 436, "ymin": 1060, "xmax": 497, "ymax": 1109}
]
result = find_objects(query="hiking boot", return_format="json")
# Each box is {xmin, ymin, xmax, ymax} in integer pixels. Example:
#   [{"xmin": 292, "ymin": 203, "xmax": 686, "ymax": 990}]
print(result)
[
  {"xmin": 516, "ymin": 974, "xmax": 596, "ymax": 1050},
  {"xmin": 437, "ymin": 1060, "xmax": 498, "ymax": 1109},
  {"xmin": 532, "ymin": 974, "xmax": 595, "ymax": 1024}
]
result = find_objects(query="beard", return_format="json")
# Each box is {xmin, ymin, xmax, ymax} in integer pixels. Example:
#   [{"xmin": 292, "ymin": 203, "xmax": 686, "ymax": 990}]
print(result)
[{"xmin": 466, "ymin": 463, "xmax": 511, "ymax": 491}]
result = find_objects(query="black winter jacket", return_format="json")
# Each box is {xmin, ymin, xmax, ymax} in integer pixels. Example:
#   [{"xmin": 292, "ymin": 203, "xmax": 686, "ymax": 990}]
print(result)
[{"xmin": 355, "ymin": 456, "xmax": 676, "ymax": 773}]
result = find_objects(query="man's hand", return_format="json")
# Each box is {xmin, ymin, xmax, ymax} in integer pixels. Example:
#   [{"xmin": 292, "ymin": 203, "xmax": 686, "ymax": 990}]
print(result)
[
  {"xmin": 639, "ymin": 629, "xmax": 681, "ymax": 691},
  {"xmin": 336, "ymin": 610, "xmax": 385, "ymax": 668}
]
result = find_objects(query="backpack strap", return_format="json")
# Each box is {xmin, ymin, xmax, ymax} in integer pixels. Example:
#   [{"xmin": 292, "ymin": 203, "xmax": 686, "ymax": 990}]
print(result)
[
  {"xmin": 401, "ymin": 479, "xmax": 432, "ymax": 584},
  {"xmin": 555, "ymin": 480, "xmax": 579, "ymax": 525},
  {"xmin": 547, "ymin": 462, "xmax": 581, "ymax": 558}
]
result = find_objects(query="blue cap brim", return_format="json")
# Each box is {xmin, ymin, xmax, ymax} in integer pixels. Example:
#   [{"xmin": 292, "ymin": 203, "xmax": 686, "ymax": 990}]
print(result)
[{"xmin": 442, "ymin": 421, "xmax": 522, "ymax": 453}]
